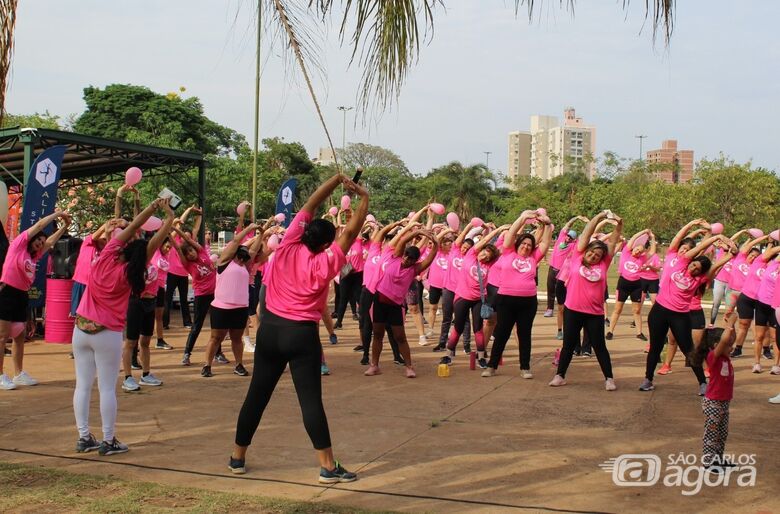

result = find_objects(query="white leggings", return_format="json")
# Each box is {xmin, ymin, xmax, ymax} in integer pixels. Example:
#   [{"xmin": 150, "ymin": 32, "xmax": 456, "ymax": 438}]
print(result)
[{"xmin": 72, "ymin": 327, "xmax": 123, "ymax": 441}]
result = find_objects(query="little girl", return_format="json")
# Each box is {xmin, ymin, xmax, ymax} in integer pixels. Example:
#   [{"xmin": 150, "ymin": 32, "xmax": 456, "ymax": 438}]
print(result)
[{"xmin": 691, "ymin": 314, "xmax": 737, "ymax": 471}]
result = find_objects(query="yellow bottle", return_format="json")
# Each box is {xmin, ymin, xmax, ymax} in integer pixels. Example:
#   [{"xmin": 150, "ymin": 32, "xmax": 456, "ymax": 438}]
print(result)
[{"xmin": 437, "ymin": 363, "xmax": 450, "ymax": 377}]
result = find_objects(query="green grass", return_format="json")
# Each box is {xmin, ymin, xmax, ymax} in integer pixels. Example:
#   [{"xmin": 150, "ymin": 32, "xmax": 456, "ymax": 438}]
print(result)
[{"xmin": 0, "ymin": 462, "xmax": 394, "ymax": 514}]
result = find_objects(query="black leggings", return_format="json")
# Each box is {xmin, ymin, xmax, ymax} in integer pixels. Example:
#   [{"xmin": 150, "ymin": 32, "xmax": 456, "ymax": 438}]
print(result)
[
  {"xmin": 336, "ymin": 271, "xmax": 363, "ymax": 324},
  {"xmin": 359, "ymin": 287, "xmax": 401, "ymax": 360},
  {"xmin": 184, "ymin": 294, "xmax": 214, "ymax": 355},
  {"xmin": 164, "ymin": 273, "xmax": 192, "ymax": 327},
  {"xmin": 646, "ymin": 302, "xmax": 706, "ymax": 384},
  {"xmin": 489, "ymin": 295, "xmax": 537, "ymax": 369},
  {"xmin": 546, "ymin": 267, "xmax": 559, "ymax": 310},
  {"xmin": 447, "ymin": 298, "xmax": 484, "ymax": 352},
  {"xmin": 557, "ymin": 307, "xmax": 613, "ymax": 379},
  {"xmin": 235, "ymin": 309, "xmax": 331, "ymax": 449},
  {"xmin": 438, "ymin": 288, "xmax": 470, "ymax": 346}
]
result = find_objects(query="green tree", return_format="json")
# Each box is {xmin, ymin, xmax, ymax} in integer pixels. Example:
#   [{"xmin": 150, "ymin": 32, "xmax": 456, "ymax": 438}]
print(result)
[
  {"xmin": 339, "ymin": 142, "xmax": 408, "ymax": 172},
  {"xmin": 1, "ymin": 110, "xmax": 62, "ymax": 129},
  {"xmin": 421, "ymin": 162, "xmax": 497, "ymax": 220}
]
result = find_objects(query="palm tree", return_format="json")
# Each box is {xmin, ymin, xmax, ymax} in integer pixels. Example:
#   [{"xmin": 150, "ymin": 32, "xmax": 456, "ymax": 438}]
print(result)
[{"xmin": 425, "ymin": 161, "xmax": 497, "ymax": 220}]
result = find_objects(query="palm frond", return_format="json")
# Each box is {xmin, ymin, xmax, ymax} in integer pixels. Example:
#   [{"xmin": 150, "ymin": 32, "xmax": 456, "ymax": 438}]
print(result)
[{"xmin": 0, "ymin": 0, "xmax": 19, "ymax": 126}]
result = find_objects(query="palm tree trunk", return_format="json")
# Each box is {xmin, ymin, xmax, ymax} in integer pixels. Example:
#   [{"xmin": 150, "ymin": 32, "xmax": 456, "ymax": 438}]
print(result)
[{"xmin": 0, "ymin": 0, "xmax": 19, "ymax": 126}]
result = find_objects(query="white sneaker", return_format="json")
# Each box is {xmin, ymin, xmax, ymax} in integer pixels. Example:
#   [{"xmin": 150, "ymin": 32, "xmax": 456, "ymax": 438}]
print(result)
[
  {"xmin": 752, "ymin": 363, "xmax": 762, "ymax": 374},
  {"xmin": 139, "ymin": 373, "xmax": 162, "ymax": 386},
  {"xmin": 548, "ymin": 374, "xmax": 566, "ymax": 387},
  {"xmin": 425, "ymin": 329, "xmax": 434, "ymax": 338},
  {"xmin": 244, "ymin": 341, "xmax": 256, "ymax": 353},
  {"xmin": 770, "ymin": 365, "xmax": 780, "ymax": 375},
  {"xmin": 520, "ymin": 369, "xmax": 533, "ymax": 379},
  {"xmin": 0, "ymin": 373, "xmax": 16, "ymax": 390},
  {"xmin": 418, "ymin": 335, "xmax": 429, "ymax": 346},
  {"xmin": 605, "ymin": 378, "xmax": 617, "ymax": 391},
  {"xmin": 12, "ymin": 371, "xmax": 38, "ymax": 386},
  {"xmin": 242, "ymin": 335, "xmax": 251, "ymax": 346},
  {"xmin": 769, "ymin": 393, "xmax": 780, "ymax": 404},
  {"xmin": 122, "ymin": 376, "xmax": 140, "ymax": 392}
]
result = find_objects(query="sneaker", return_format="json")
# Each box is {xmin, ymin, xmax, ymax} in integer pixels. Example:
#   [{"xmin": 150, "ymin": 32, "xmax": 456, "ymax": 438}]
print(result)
[
  {"xmin": 638, "ymin": 379, "xmax": 655, "ymax": 391},
  {"xmin": 352, "ymin": 314, "xmax": 360, "ymax": 321},
  {"xmin": 425, "ymin": 329, "xmax": 434, "ymax": 338},
  {"xmin": 364, "ymin": 365, "xmax": 381, "ymax": 376},
  {"xmin": 478, "ymin": 358, "xmax": 488, "ymax": 370},
  {"xmin": 3, "ymin": 347, "xmax": 10, "ymax": 355},
  {"xmin": 360, "ymin": 356, "xmax": 369, "ymax": 366},
  {"xmin": 244, "ymin": 340, "xmax": 256, "ymax": 353},
  {"xmin": 556, "ymin": 330, "xmax": 563, "ymax": 340},
  {"xmin": 228, "ymin": 456, "xmax": 246, "ymax": 474},
  {"xmin": 155, "ymin": 339, "xmax": 173, "ymax": 350},
  {"xmin": 181, "ymin": 353, "xmax": 191, "ymax": 366},
  {"xmin": 352, "ymin": 344, "xmax": 363, "ymax": 352},
  {"xmin": 320, "ymin": 363, "xmax": 330, "ymax": 376},
  {"xmin": 68, "ymin": 352, "xmax": 74, "ymax": 359},
  {"xmin": 121, "ymin": 376, "xmax": 140, "ymax": 392},
  {"xmin": 636, "ymin": 333, "xmax": 648, "ymax": 342},
  {"xmin": 201, "ymin": 365, "xmax": 213, "ymax": 378},
  {"xmin": 418, "ymin": 335, "xmax": 429, "ymax": 346},
  {"xmin": 481, "ymin": 367, "xmax": 496, "ymax": 377},
  {"xmin": 657, "ymin": 364, "xmax": 672, "ymax": 375},
  {"xmin": 729, "ymin": 347, "xmax": 743, "ymax": 358},
  {"xmin": 439, "ymin": 356, "xmax": 452, "ymax": 365},
  {"xmin": 769, "ymin": 393, "xmax": 780, "ymax": 404},
  {"xmin": 98, "ymin": 437, "xmax": 129, "ymax": 456},
  {"xmin": 333, "ymin": 322, "xmax": 343, "ymax": 330},
  {"xmin": 630, "ymin": 321, "xmax": 636, "ymax": 328},
  {"xmin": 698, "ymin": 383, "xmax": 707, "ymax": 396},
  {"xmin": 763, "ymin": 347, "xmax": 774, "ymax": 360},
  {"xmin": 463, "ymin": 342, "xmax": 472, "ymax": 354},
  {"xmin": 241, "ymin": 335, "xmax": 251, "ymax": 347},
  {"xmin": 552, "ymin": 348, "xmax": 560, "ymax": 367},
  {"xmin": 0, "ymin": 374, "xmax": 15, "ymax": 390},
  {"xmin": 319, "ymin": 460, "xmax": 357, "ymax": 484},
  {"xmin": 605, "ymin": 378, "xmax": 617, "ymax": 391},
  {"xmin": 131, "ymin": 359, "xmax": 142, "ymax": 370},
  {"xmin": 75, "ymin": 433, "xmax": 101, "ymax": 453},
  {"xmin": 405, "ymin": 366, "xmax": 416, "ymax": 378},
  {"xmin": 770, "ymin": 365, "xmax": 780, "ymax": 376},
  {"xmin": 12, "ymin": 371, "xmax": 38, "ymax": 386},
  {"xmin": 234, "ymin": 363, "xmax": 249, "ymax": 376},
  {"xmin": 520, "ymin": 369, "xmax": 533, "ymax": 379},
  {"xmin": 604, "ymin": 318, "xmax": 610, "ymax": 326},
  {"xmin": 329, "ymin": 334, "xmax": 338, "ymax": 345},
  {"xmin": 543, "ymin": 309, "xmax": 554, "ymax": 317},
  {"xmin": 215, "ymin": 353, "xmax": 230, "ymax": 364},
  {"xmin": 432, "ymin": 344, "xmax": 446, "ymax": 352},
  {"xmin": 393, "ymin": 356, "xmax": 406, "ymax": 366},
  {"xmin": 582, "ymin": 351, "xmax": 592, "ymax": 358},
  {"xmin": 184, "ymin": 323, "xmax": 193, "ymax": 329},
  {"xmin": 139, "ymin": 373, "xmax": 162, "ymax": 386},
  {"xmin": 605, "ymin": 332, "xmax": 613, "ymax": 341},
  {"xmin": 752, "ymin": 363, "xmax": 762, "ymax": 374},
  {"xmin": 548, "ymin": 374, "xmax": 566, "ymax": 387}
]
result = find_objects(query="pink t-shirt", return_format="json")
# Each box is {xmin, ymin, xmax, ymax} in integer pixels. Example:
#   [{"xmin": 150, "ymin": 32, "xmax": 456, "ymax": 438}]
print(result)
[
  {"xmin": 618, "ymin": 248, "xmax": 647, "ymax": 282},
  {"xmin": 727, "ymin": 253, "xmax": 750, "ymax": 292},
  {"xmin": 212, "ymin": 260, "xmax": 250, "ymax": 309},
  {"xmin": 714, "ymin": 249, "xmax": 732, "ymax": 283},
  {"xmin": 454, "ymin": 247, "xmax": 491, "ymax": 302},
  {"xmin": 705, "ymin": 351, "xmax": 734, "ymax": 401},
  {"xmin": 167, "ymin": 235, "xmax": 188, "ymax": 276},
  {"xmin": 362, "ymin": 242, "xmax": 384, "ymax": 292},
  {"xmin": 151, "ymin": 249, "xmax": 170, "ymax": 289},
  {"xmin": 1, "ymin": 231, "xmax": 41, "ymax": 291},
  {"xmin": 72, "ymin": 235, "xmax": 99, "ymax": 285},
  {"xmin": 346, "ymin": 239, "xmax": 365, "ymax": 273},
  {"xmin": 557, "ymin": 252, "xmax": 573, "ymax": 284},
  {"xmin": 564, "ymin": 247, "xmax": 612, "ymax": 316},
  {"xmin": 183, "ymin": 247, "xmax": 216, "ymax": 296},
  {"xmin": 498, "ymin": 247, "xmax": 543, "ymax": 297},
  {"xmin": 264, "ymin": 211, "xmax": 346, "ymax": 322},
  {"xmin": 741, "ymin": 257, "xmax": 767, "ymax": 300},
  {"xmin": 550, "ymin": 230, "xmax": 575, "ymax": 270},
  {"xmin": 428, "ymin": 248, "xmax": 450, "ymax": 289},
  {"xmin": 76, "ymin": 239, "xmax": 131, "ymax": 331},
  {"xmin": 445, "ymin": 244, "xmax": 466, "ymax": 292},
  {"xmin": 376, "ymin": 253, "xmax": 421, "ymax": 305},
  {"xmin": 141, "ymin": 262, "xmax": 160, "ymax": 297},
  {"xmin": 656, "ymin": 253, "xmax": 707, "ymax": 313},
  {"xmin": 757, "ymin": 259, "xmax": 779, "ymax": 305},
  {"xmin": 639, "ymin": 253, "xmax": 660, "ymax": 281}
]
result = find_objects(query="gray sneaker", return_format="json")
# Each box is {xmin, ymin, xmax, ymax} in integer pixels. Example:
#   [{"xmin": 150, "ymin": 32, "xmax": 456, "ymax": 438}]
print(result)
[
  {"xmin": 698, "ymin": 383, "xmax": 707, "ymax": 396},
  {"xmin": 215, "ymin": 353, "xmax": 230, "ymax": 365},
  {"xmin": 638, "ymin": 379, "xmax": 655, "ymax": 392},
  {"xmin": 75, "ymin": 433, "xmax": 100, "ymax": 453},
  {"xmin": 140, "ymin": 373, "xmax": 162, "ymax": 386},
  {"xmin": 121, "ymin": 376, "xmax": 140, "ymax": 392},
  {"xmin": 98, "ymin": 437, "xmax": 129, "ymax": 456}
]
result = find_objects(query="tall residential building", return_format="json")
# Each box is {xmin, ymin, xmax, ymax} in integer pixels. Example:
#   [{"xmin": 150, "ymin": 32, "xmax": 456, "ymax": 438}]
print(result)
[
  {"xmin": 313, "ymin": 147, "xmax": 336, "ymax": 166},
  {"xmin": 507, "ymin": 131, "xmax": 531, "ymax": 183},
  {"xmin": 646, "ymin": 139, "xmax": 694, "ymax": 184}
]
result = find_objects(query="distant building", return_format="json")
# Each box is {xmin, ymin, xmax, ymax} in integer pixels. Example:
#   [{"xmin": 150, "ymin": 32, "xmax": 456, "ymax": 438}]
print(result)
[
  {"xmin": 507, "ymin": 131, "xmax": 531, "ymax": 182},
  {"xmin": 313, "ymin": 147, "xmax": 337, "ymax": 166},
  {"xmin": 646, "ymin": 139, "xmax": 694, "ymax": 183}
]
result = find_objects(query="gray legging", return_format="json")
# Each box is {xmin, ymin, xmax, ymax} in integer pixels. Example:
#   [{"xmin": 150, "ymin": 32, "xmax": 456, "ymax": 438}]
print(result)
[
  {"xmin": 710, "ymin": 279, "xmax": 728, "ymax": 325},
  {"xmin": 438, "ymin": 288, "xmax": 471, "ymax": 347}
]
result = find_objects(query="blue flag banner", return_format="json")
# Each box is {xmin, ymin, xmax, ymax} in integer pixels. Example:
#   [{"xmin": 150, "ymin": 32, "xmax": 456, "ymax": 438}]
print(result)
[
  {"xmin": 275, "ymin": 178, "xmax": 298, "ymax": 228},
  {"xmin": 20, "ymin": 145, "xmax": 66, "ymax": 307}
]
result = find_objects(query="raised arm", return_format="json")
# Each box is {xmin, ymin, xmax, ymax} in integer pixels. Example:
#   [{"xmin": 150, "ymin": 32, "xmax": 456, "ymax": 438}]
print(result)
[
  {"xmin": 579, "ymin": 211, "xmax": 609, "ymax": 252},
  {"xmin": 145, "ymin": 200, "xmax": 175, "ymax": 261},
  {"xmin": 477, "ymin": 224, "xmax": 510, "ymax": 252},
  {"xmin": 302, "ymin": 174, "xmax": 343, "ymax": 215},
  {"xmin": 417, "ymin": 231, "xmax": 439, "ymax": 273},
  {"xmin": 236, "ymin": 202, "xmax": 249, "ymax": 231},
  {"xmin": 607, "ymin": 216, "xmax": 624, "ymax": 256},
  {"xmin": 172, "ymin": 225, "xmax": 203, "ymax": 253},
  {"xmin": 670, "ymin": 218, "xmax": 706, "ymax": 252},
  {"xmin": 27, "ymin": 210, "xmax": 66, "ymax": 240},
  {"xmin": 373, "ymin": 220, "xmax": 402, "ymax": 243},
  {"xmin": 713, "ymin": 312, "xmax": 738, "ymax": 358},
  {"xmin": 336, "ymin": 179, "xmax": 369, "ymax": 254},
  {"xmin": 626, "ymin": 229, "xmax": 650, "ymax": 250},
  {"xmin": 707, "ymin": 238, "xmax": 738, "ymax": 282},
  {"xmin": 218, "ymin": 223, "xmax": 259, "ymax": 266},
  {"xmin": 42, "ymin": 214, "xmax": 72, "ymax": 254},
  {"xmin": 739, "ymin": 234, "xmax": 769, "ymax": 255},
  {"xmin": 535, "ymin": 215, "xmax": 554, "ymax": 256},
  {"xmin": 684, "ymin": 235, "xmax": 721, "ymax": 261},
  {"xmin": 393, "ymin": 229, "xmax": 423, "ymax": 258},
  {"xmin": 114, "ymin": 185, "xmax": 135, "ymax": 219},
  {"xmin": 646, "ymin": 232, "xmax": 658, "ymax": 259},
  {"xmin": 116, "ymin": 199, "xmax": 163, "ymax": 244}
]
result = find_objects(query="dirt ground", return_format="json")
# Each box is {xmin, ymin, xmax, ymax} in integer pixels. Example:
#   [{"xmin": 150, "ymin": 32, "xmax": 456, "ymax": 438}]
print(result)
[{"xmin": 1, "ymin": 300, "xmax": 777, "ymax": 514}]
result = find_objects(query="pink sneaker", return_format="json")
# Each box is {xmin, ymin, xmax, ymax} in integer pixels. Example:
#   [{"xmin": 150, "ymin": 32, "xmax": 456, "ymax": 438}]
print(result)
[
  {"xmin": 605, "ymin": 378, "xmax": 617, "ymax": 391},
  {"xmin": 548, "ymin": 374, "xmax": 567, "ymax": 387},
  {"xmin": 552, "ymin": 348, "xmax": 561, "ymax": 367},
  {"xmin": 364, "ymin": 365, "xmax": 382, "ymax": 376},
  {"xmin": 657, "ymin": 363, "xmax": 672, "ymax": 375},
  {"xmin": 405, "ymin": 366, "xmax": 416, "ymax": 378}
]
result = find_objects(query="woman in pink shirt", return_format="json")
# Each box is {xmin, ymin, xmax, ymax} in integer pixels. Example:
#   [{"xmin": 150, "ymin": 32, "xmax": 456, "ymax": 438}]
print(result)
[
  {"xmin": 745, "ymin": 244, "xmax": 780, "ymax": 372},
  {"xmin": 549, "ymin": 211, "xmax": 622, "ymax": 391},
  {"xmin": 70, "ymin": 221, "xmax": 112, "ymax": 317},
  {"xmin": 724, "ymin": 232, "xmax": 763, "ymax": 340},
  {"xmin": 426, "ymin": 227, "xmax": 454, "ymax": 336},
  {"xmin": 152, "ymin": 240, "xmax": 173, "ymax": 350},
  {"xmin": 365, "ymin": 227, "xmax": 438, "ymax": 378},
  {"xmin": 0, "ymin": 210, "xmax": 70, "ymax": 390},
  {"xmin": 72, "ymin": 199, "xmax": 168, "ymax": 456},
  {"xmin": 545, "ymin": 216, "xmax": 586, "ymax": 318},
  {"xmin": 432, "ymin": 222, "xmax": 475, "ymax": 352},
  {"xmin": 231, "ymin": 174, "xmax": 367, "ymax": 482},
  {"xmin": 483, "ymin": 210, "xmax": 551, "ymax": 378},
  {"xmin": 163, "ymin": 205, "xmax": 200, "ymax": 329}
]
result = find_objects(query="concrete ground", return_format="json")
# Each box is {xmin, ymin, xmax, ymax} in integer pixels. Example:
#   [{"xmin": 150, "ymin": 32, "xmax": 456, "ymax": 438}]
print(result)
[{"xmin": 0, "ymin": 303, "xmax": 778, "ymax": 513}]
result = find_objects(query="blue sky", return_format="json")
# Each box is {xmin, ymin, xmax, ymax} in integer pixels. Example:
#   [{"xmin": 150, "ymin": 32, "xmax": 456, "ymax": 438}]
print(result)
[{"xmin": 7, "ymin": 1, "xmax": 778, "ymax": 176}]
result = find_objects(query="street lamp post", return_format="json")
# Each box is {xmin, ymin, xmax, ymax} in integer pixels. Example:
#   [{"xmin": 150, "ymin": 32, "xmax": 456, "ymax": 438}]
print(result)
[
  {"xmin": 484, "ymin": 151, "xmax": 492, "ymax": 169},
  {"xmin": 635, "ymin": 135, "xmax": 647, "ymax": 162},
  {"xmin": 337, "ymin": 106, "xmax": 353, "ymax": 168}
]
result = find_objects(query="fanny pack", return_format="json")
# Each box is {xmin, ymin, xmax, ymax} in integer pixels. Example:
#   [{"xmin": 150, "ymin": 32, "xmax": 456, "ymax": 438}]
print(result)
[
  {"xmin": 76, "ymin": 315, "xmax": 107, "ymax": 335},
  {"xmin": 476, "ymin": 264, "xmax": 494, "ymax": 319}
]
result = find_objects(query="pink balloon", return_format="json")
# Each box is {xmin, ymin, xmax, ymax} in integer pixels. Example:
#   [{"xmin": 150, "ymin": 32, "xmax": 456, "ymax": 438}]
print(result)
[
  {"xmin": 429, "ymin": 203, "xmax": 445, "ymax": 215},
  {"xmin": 710, "ymin": 222, "xmax": 724, "ymax": 235},
  {"xmin": 328, "ymin": 206, "xmax": 338, "ymax": 216},
  {"xmin": 536, "ymin": 207, "xmax": 547, "ymax": 216},
  {"xmin": 446, "ymin": 212, "xmax": 460, "ymax": 231},
  {"xmin": 125, "ymin": 167, "xmax": 142, "ymax": 186},
  {"xmin": 634, "ymin": 234, "xmax": 649, "ymax": 247},
  {"xmin": 267, "ymin": 234, "xmax": 280, "ymax": 250},
  {"xmin": 274, "ymin": 213, "xmax": 286, "ymax": 223},
  {"xmin": 748, "ymin": 228, "xmax": 764, "ymax": 239},
  {"xmin": 236, "ymin": 201, "xmax": 249, "ymax": 216},
  {"xmin": 770, "ymin": 229, "xmax": 780, "ymax": 242},
  {"xmin": 366, "ymin": 214, "xmax": 376, "ymax": 223},
  {"xmin": 141, "ymin": 216, "xmax": 162, "ymax": 232},
  {"xmin": 340, "ymin": 195, "xmax": 351, "ymax": 210},
  {"xmin": 470, "ymin": 217, "xmax": 484, "ymax": 227}
]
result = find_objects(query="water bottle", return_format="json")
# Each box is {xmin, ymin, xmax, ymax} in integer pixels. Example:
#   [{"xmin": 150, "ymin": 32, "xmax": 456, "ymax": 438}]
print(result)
[
  {"xmin": 437, "ymin": 363, "xmax": 450, "ymax": 377},
  {"xmin": 469, "ymin": 351, "xmax": 477, "ymax": 370}
]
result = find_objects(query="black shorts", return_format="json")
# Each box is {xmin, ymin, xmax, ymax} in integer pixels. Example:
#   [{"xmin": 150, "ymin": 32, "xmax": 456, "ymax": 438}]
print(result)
[
  {"xmin": 429, "ymin": 286, "xmax": 443, "ymax": 305},
  {"xmin": 689, "ymin": 308, "xmax": 706, "ymax": 330},
  {"xmin": 616, "ymin": 276, "xmax": 642, "ymax": 303},
  {"xmin": 372, "ymin": 299, "xmax": 404, "ymax": 326},
  {"xmin": 736, "ymin": 293, "xmax": 758, "ymax": 321},
  {"xmin": 485, "ymin": 284, "xmax": 499, "ymax": 309},
  {"xmin": 755, "ymin": 301, "xmax": 777, "ymax": 328},
  {"xmin": 555, "ymin": 279, "xmax": 567, "ymax": 305},
  {"xmin": 126, "ymin": 296, "xmax": 156, "ymax": 340},
  {"xmin": 210, "ymin": 306, "xmax": 249, "ymax": 330},
  {"xmin": 155, "ymin": 287, "xmax": 165, "ymax": 308},
  {"xmin": 0, "ymin": 284, "xmax": 28, "ymax": 322},
  {"xmin": 640, "ymin": 278, "xmax": 659, "ymax": 294},
  {"xmin": 248, "ymin": 284, "xmax": 260, "ymax": 316},
  {"xmin": 405, "ymin": 281, "xmax": 420, "ymax": 306}
]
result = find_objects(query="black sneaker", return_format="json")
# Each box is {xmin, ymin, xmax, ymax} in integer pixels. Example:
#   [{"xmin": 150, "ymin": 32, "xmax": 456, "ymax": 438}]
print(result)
[
  {"xmin": 582, "ymin": 351, "xmax": 592, "ymax": 358},
  {"xmin": 68, "ymin": 352, "xmax": 74, "ymax": 359},
  {"xmin": 432, "ymin": 344, "xmax": 446, "ymax": 352},
  {"xmin": 184, "ymin": 323, "xmax": 193, "ymax": 329},
  {"xmin": 201, "ymin": 365, "xmax": 213, "ymax": 378},
  {"xmin": 228, "ymin": 456, "xmax": 246, "ymax": 474},
  {"xmin": 234, "ymin": 363, "xmax": 249, "ymax": 376},
  {"xmin": 763, "ymin": 347, "xmax": 774, "ymax": 360},
  {"xmin": 352, "ymin": 314, "xmax": 360, "ymax": 321},
  {"xmin": 75, "ymin": 433, "xmax": 100, "ymax": 453},
  {"xmin": 334, "ymin": 322, "xmax": 343, "ymax": 330},
  {"xmin": 477, "ymin": 358, "xmax": 488, "ymax": 369},
  {"xmin": 574, "ymin": 350, "xmax": 582, "ymax": 357},
  {"xmin": 352, "ymin": 345, "xmax": 363, "ymax": 352},
  {"xmin": 360, "ymin": 356, "xmax": 369, "ymax": 365},
  {"xmin": 605, "ymin": 332, "xmax": 613, "ymax": 341},
  {"xmin": 636, "ymin": 333, "xmax": 648, "ymax": 342},
  {"xmin": 729, "ymin": 347, "xmax": 743, "ymax": 358},
  {"xmin": 4, "ymin": 347, "xmax": 12, "ymax": 355},
  {"xmin": 630, "ymin": 321, "xmax": 636, "ymax": 328},
  {"xmin": 131, "ymin": 359, "xmax": 142, "ymax": 370},
  {"xmin": 463, "ymin": 342, "xmax": 472, "ymax": 354},
  {"xmin": 393, "ymin": 356, "xmax": 406, "ymax": 366},
  {"xmin": 156, "ymin": 339, "xmax": 173, "ymax": 350},
  {"xmin": 215, "ymin": 353, "xmax": 230, "ymax": 365},
  {"xmin": 98, "ymin": 437, "xmax": 129, "ymax": 456},
  {"xmin": 319, "ymin": 460, "xmax": 357, "ymax": 484},
  {"xmin": 439, "ymin": 355, "xmax": 452, "ymax": 365}
]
